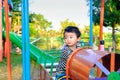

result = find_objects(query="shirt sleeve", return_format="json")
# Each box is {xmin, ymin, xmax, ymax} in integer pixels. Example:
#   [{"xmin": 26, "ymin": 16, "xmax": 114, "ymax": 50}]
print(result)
[{"xmin": 56, "ymin": 46, "xmax": 72, "ymax": 72}]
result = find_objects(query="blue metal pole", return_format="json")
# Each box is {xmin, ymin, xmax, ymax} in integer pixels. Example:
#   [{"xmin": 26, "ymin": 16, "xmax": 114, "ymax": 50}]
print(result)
[
  {"xmin": 90, "ymin": 0, "xmax": 93, "ymax": 46},
  {"xmin": 21, "ymin": 1, "xmax": 25, "ymax": 79},
  {"xmin": 22, "ymin": 0, "xmax": 30, "ymax": 80},
  {"xmin": 25, "ymin": 0, "xmax": 30, "ymax": 79},
  {"xmin": 96, "ymin": 61, "xmax": 110, "ymax": 76}
]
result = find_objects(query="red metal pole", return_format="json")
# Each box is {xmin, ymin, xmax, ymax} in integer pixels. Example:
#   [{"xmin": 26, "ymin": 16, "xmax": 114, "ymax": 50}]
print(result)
[
  {"xmin": 4, "ymin": 0, "xmax": 12, "ymax": 80},
  {"xmin": 97, "ymin": 0, "xmax": 105, "ymax": 77},
  {"xmin": 99, "ymin": 0, "xmax": 104, "ymax": 43},
  {"xmin": 110, "ymin": 52, "xmax": 115, "ymax": 72},
  {"xmin": 0, "ymin": 0, "xmax": 3, "ymax": 62}
]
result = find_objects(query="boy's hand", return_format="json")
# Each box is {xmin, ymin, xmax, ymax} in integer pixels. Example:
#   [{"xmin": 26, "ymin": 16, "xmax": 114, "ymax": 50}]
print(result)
[{"xmin": 83, "ymin": 46, "xmax": 93, "ymax": 49}]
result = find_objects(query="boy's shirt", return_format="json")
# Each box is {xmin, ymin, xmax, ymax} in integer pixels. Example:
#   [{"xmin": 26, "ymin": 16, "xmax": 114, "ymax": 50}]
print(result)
[{"xmin": 56, "ymin": 42, "xmax": 81, "ymax": 74}]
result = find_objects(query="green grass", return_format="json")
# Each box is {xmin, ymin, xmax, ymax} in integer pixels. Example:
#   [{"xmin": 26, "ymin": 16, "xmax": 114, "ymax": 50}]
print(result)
[
  {"xmin": 0, "ymin": 52, "xmax": 41, "ymax": 80},
  {"xmin": 0, "ymin": 52, "xmax": 22, "ymax": 80},
  {"xmin": 0, "ymin": 49, "xmax": 59, "ymax": 80}
]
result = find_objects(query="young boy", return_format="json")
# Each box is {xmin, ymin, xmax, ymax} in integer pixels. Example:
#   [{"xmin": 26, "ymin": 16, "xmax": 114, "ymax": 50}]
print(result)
[{"xmin": 55, "ymin": 26, "xmax": 81, "ymax": 80}]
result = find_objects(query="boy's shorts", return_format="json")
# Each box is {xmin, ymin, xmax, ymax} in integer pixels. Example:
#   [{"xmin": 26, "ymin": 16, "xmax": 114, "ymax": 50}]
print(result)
[{"xmin": 55, "ymin": 72, "xmax": 71, "ymax": 80}]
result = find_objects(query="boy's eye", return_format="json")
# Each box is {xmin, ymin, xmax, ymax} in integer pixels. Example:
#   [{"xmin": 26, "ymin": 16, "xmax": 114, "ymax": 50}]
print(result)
[
  {"xmin": 66, "ymin": 36, "xmax": 73, "ymax": 39},
  {"xmin": 64, "ymin": 36, "xmax": 67, "ymax": 39},
  {"xmin": 64, "ymin": 36, "xmax": 73, "ymax": 39},
  {"xmin": 70, "ymin": 36, "xmax": 72, "ymax": 38}
]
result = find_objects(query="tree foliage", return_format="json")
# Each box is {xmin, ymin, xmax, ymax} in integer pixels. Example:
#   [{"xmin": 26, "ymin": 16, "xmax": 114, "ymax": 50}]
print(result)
[
  {"xmin": 29, "ymin": 13, "xmax": 51, "ymax": 31},
  {"xmin": 84, "ymin": 25, "xmax": 103, "ymax": 37},
  {"xmin": 59, "ymin": 19, "xmax": 79, "ymax": 35},
  {"xmin": 11, "ymin": 0, "xmax": 21, "ymax": 11},
  {"xmin": 29, "ymin": 13, "xmax": 52, "ymax": 37},
  {"xmin": 87, "ymin": 0, "xmax": 120, "ymax": 27},
  {"xmin": 86, "ymin": 0, "xmax": 120, "ymax": 51}
]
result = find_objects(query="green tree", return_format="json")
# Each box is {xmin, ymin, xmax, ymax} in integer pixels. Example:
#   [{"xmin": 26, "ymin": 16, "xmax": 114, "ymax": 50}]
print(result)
[
  {"xmin": 59, "ymin": 19, "xmax": 79, "ymax": 35},
  {"xmin": 11, "ymin": 12, "xmax": 21, "ymax": 31},
  {"xmin": 29, "ymin": 13, "xmax": 52, "ymax": 37},
  {"xmin": 11, "ymin": 0, "xmax": 21, "ymax": 11},
  {"xmin": 87, "ymin": 0, "xmax": 120, "ymax": 52},
  {"xmin": 84, "ymin": 25, "xmax": 101, "ymax": 37},
  {"xmin": 10, "ymin": 0, "xmax": 21, "ymax": 31}
]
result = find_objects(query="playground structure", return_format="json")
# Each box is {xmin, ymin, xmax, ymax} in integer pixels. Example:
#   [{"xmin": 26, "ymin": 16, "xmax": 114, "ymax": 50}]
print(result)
[
  {"xmin": 65, "ymin": 0, "xmax": 120, "ymax": 79},
  {"xmin": 0, "ymin": 0, "xmax": 120, "ymax": 80},
  {"xmin": 66, "ymin": 48, "xmax": 120, "ymax": 80},
  {"xmin": 1, "ymin": 0, "xmax": 60, "ymax": 80}
]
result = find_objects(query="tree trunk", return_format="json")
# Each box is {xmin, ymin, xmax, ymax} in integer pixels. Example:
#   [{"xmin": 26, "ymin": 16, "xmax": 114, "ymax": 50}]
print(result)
[{"xmin": 112, "ymin": 25, "xmax": 116, "ymax": 53}]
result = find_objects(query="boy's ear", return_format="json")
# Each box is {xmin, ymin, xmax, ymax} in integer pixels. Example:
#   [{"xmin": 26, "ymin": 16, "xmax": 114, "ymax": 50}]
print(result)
[{"xmin": 77, "ymin": 37, "xmax": 80, "ymax": 41}]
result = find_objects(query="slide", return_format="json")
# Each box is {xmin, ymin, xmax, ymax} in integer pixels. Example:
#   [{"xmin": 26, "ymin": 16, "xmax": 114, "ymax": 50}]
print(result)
[{"xmin": 2, "ymin": 31, "xmax": 55, "ymax": 64}]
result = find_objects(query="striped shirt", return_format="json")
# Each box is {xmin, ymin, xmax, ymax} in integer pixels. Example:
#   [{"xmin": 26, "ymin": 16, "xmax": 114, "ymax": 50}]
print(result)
[{"xmin": 56, "ymin": 42, "xmax": 81, "ymax": 74}]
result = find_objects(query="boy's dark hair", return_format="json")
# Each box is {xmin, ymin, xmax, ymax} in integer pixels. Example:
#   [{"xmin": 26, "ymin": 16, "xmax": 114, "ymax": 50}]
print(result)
[{"xmin": 64, "ymin": 26, "xmax": 81, "ymax": 38}]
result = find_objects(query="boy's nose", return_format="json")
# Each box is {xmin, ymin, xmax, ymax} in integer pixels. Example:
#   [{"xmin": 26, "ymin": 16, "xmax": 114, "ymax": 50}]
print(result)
[
  {"xmin": 67, "ymin": 38, "xmax": 71, "ymax": 40},
  {"xmin": 67, "ymin": 39, "xmax": 70, "ymax": 42}
]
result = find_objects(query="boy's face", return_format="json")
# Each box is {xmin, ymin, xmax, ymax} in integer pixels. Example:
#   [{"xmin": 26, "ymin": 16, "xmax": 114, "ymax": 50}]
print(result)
[{"xmin": 64, "ymin": 32, "xmax": 80, "ymax": 47}]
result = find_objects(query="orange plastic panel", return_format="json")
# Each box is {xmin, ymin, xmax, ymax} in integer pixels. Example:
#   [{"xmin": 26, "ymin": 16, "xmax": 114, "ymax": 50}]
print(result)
[{"xmin": 66, "ymin": 48, "xmax": 109, "ymax": 80}]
